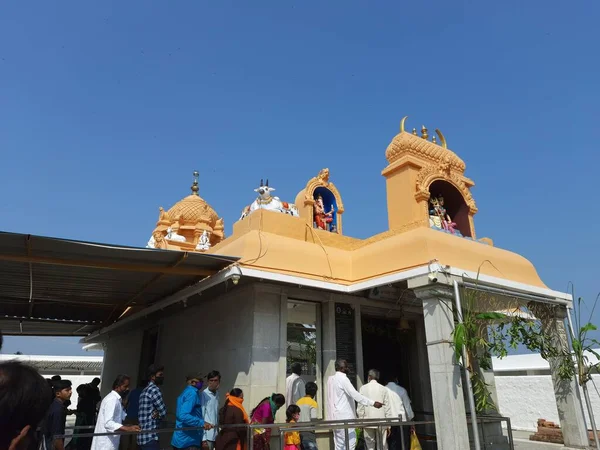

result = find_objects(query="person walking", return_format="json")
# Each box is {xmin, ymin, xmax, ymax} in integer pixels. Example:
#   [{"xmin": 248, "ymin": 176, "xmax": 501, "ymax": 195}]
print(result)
[
  {"xmin": 44, "ymin": 379, "xmax": 73, "ymax": 450},
  {"xmin": 357, "ymin": 370, "xmax": 393, "ymax": 450},
  {"xmin": 326, "ymin": 360, "xmax": 383, "ymax": 450},
  {"xmin": 285, "ymin": 364, "xmax": 305, "ymax": 408},
  {"xmin": 215, "ymin": 389, "xmax": 248, "ymax": 450},
  {"xmin": 91, "ymin": 375, "xmax": 140, "ymax": 450},
  {"xmin": 249, "ymin": 394, "xmax": 285, "ymax": 450},
  {"xmin": 201, "ymin": 371, "xmax": 221, "ymax": 450},
  {"xmin": 296, "ymin": 382, "xmax": 319, "ymax": 450},
  {"xmin": 171, "ymin": 373, "xmax": 214, "ymax": 450},
  {"xmin": 137, "ymin": 365, "xmax": 167, "ymax": 450}
]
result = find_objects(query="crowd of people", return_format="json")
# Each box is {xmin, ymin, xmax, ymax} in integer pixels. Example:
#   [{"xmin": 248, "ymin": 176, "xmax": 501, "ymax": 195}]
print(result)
[{"xmin": 0, "ymin": 329, "xmax": 413, "ymax": 450}]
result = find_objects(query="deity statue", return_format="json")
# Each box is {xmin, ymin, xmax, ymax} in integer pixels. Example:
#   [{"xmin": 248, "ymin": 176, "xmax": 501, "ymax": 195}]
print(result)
[
  {"xmin": 317, "ymin": 168, "xmax": 330, "ymax": 184},
  {"xmin": 239, "ymin": 179, "xmax": 301, "ymax": 220},
  {"xmin": 159, "ymin": 206, "xmax": 168, "ymax": 221},
  {"xmin": 429, "ymin": 195, "xmax": 459, "ymax": 235},
  {"xmin": 314, "ymin": 195, "xmax": 334, "ymax": 230},
  {"xmin": 166, "ymin": 226, "xmax": 186, "ymax": 243},
  {"xmin": 196, "ymin": 230, "xmax": 211, "ymax": 251},
  {"xmin": 147, "ymin": 230, "xmax": 168, "ymax": 249}
]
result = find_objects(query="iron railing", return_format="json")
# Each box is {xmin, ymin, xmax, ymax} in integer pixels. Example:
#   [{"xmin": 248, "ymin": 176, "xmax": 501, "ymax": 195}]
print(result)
[{"xmin": 53, "ymin": 414, "xmax": 514, "ymax": 450}]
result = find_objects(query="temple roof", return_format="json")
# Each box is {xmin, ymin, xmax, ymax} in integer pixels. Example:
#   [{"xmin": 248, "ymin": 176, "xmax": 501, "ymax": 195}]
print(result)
[
  {"xmin": 166, "ymin": 194, "xmax": 219, "ymax": 227},
  {"xmin": 385, "ymin": 130, "xmax": 466, "ymax": 172},
  {"xmin": 211, "ymin": 210, "xmax": 549, "ymax": 290}
]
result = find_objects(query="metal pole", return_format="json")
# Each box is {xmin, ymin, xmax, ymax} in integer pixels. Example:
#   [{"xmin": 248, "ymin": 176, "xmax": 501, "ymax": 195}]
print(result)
[
  {"xmin": 280, "ymin": 427, "xmax": 285, "ymax": 450},
  {"xmin": 505, "ymin": 417, "xmax": 515, "ymax": 450},
  {"xmin": 344, "ymin": 422, "xmax": 350, "ymax": 450},
  {"xmin": 583, "ymin": 384, "xmax": 600, "ymax": 450},
  {"xmin": 566, "ymin": 306, "xmax": 598, "ymax": 449},
  {"xmin": 454, "ymin": 280, "xmax": 482, "ymax": 450}
]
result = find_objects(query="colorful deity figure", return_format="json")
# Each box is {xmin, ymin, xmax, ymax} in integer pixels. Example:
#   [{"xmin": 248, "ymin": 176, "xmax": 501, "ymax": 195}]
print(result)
[
  {"xmin": 429, "ymin": 195, "xmax": 459, "ymax": 235},
  {"xmin": 314, "ymin": 195, "xmax": 334, "ymax": 230}
]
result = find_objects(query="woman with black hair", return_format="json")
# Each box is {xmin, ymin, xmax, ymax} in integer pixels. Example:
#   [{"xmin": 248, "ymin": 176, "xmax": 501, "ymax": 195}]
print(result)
[
  {"xmin": 249, "ymin": 394, "xmax": 285, "ymax": 450},
  {"xmin": 215, "ymin": 389, "xmax": 248, "ymax": 450}
]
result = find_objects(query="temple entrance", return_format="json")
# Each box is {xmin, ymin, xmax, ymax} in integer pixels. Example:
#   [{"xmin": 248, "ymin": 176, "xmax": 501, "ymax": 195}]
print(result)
[{"xmin": 360, "ymin": 313, "xmax": 415, "ymax": 393}]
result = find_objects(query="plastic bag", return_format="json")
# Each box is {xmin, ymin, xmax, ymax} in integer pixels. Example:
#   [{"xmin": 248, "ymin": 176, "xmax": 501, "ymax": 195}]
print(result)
[{"xmin": 410, "ymin": 427, "xmax": 422, "ymax": 450}]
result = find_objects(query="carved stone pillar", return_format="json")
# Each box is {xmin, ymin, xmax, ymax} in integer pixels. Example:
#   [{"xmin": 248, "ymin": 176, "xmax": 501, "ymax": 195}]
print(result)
[
  {"xmin": 532, "ymin": 304, "xmax": 589, "ymax": 449},
  {"xmin": 411, "ymin": 282, "xmax": 470, "ymax": 450}
]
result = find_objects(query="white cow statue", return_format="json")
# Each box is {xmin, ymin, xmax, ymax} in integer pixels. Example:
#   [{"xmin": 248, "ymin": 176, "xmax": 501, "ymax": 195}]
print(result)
[{"xmin": 239, "ymin": 179, "xmax": 300, "ymax": 220}]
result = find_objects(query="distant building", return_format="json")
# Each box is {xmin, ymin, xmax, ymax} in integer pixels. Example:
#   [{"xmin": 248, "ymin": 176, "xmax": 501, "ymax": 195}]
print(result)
[{"xmin": 0, "ymin": 354, "xmax": 103, "ymax": 407}]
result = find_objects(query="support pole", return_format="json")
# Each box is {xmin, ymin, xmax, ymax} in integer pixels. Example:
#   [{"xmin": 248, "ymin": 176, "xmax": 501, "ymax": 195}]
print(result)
[
  {"xmin": 567, "ymin": 307, "xmax": 599, "ymax": 449},
  {"xmin": 453, "ymin": 280, "xmax": 481, "ymax": 450}
]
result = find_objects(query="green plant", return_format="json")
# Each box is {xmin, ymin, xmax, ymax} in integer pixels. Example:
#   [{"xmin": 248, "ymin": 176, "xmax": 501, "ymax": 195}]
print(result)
[
  {"xmin": 571, "ymin": 294, "xmax": 600, "ymax": 386},
  {"xmin": 450, "ymin": 286, "xmax": 576, "ymax": 413}
]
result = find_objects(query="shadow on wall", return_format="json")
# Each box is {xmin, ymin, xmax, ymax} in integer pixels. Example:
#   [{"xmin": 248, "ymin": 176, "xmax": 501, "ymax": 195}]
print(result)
[{"xmin": 101, "ymin": 282, "xmax": 286, "ymax": 444}]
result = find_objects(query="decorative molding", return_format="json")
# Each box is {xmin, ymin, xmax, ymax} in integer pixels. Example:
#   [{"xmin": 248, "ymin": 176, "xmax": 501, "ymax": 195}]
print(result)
[
  {"xmin": 302, "ymin": 168, "xmax": 345, "ymax": 213},
  {"xmin": 415, "ymin": 165, "xmax": 478, "ymax": 214},
  {"xmin": 385, "ymin": 132, "xmax": 466, "ymax": 172}
]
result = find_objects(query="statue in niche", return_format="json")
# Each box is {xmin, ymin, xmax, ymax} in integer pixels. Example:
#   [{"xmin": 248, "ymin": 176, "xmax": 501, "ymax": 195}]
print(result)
[
  {"xmin": 429, "ymin": 195, "xmax": 459, "ymax": 235},
  {"xmin": 166, "ymin": 226, "xmax": 186, "ymax": 242},
  {"xmin": 314, "ymin": 194, "xmax": 334, "ymax": 230},
  {"xmin": 196, "ymin": 230, "xmax": 211, "ymax": 251}
]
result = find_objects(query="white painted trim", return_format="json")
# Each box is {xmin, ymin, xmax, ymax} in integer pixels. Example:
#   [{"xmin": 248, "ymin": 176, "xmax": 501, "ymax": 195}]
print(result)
[
  {"xmin": 239, "ymin": 265, "xmax": 572, "ymax": 301},
  {"xmin": 86, "ymin": 262, "xmax": 571, "ymax": 341},
  {"xmin": 445, "ymin": 267, "xmax": 572, "ymax": 302}
]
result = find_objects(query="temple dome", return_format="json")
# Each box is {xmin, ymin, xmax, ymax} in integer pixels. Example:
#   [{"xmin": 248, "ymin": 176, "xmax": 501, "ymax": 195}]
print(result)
[
  {"xmin": 166, "ymin": 194, "xmax": 219, "ymax": 226},
  {"xmin": 145, "ymin": 172, "xmax": 225, "ymax": 252}
]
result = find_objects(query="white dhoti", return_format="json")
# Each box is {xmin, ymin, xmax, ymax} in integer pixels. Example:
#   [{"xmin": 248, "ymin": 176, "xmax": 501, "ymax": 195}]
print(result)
[
  {"xmin": 333, "ymin": 428, "xmax": 356, "ymax": 450},
  {"xmin": 364, "ymin": 428, "xmax": 388, "ymax": 450}
]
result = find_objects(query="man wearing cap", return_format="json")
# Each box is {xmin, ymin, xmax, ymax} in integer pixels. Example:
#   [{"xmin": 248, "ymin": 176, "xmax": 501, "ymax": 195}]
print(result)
[{"xmin": 171, "ymin": 373, "xmax": 214, "ymax": 450}]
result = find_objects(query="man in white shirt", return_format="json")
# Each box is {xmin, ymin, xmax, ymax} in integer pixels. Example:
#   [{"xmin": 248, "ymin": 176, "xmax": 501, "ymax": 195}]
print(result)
[
  {"xmin": 91, "ymin": 375, "xmax": 140, "ymax": 450},
  {"xmin": 201, "ymin": 370, "xmax": 221, "ymax": 450},
  {"xmin": 357, "ymin": 369, "xmax": 394, "ymax": 450},
  {"xmin": 286, "ymin": 362, "xmax": 306, "ymax": 407},
  {"xmin": 326, "ymin": 360, "xmax": 383, "ymax": 450},
  {"xmin": 386, "ymin": 378, "xmax": 413, "ymax": 450}
]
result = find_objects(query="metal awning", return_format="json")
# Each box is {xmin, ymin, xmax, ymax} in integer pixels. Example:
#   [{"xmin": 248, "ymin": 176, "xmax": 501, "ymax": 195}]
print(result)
[{"xmin": 0, "ymin": 231, "xmax": 238, "ymax": 336}]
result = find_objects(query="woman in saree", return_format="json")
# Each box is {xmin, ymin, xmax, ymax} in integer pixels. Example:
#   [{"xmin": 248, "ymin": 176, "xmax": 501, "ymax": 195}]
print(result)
[
  {"xmin": 216, "ymin": 389, "xmax": 249, "ymax": 450},
  {"xmin": 249, "ymin": 393, "xmax": 285, "ymax": 450}
]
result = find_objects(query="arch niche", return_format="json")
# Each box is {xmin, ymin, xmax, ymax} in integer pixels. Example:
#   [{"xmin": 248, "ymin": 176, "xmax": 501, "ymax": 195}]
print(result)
[
  {"xmin": 428, "ymin": 179, "xmax": 473, "ymax": 238},
  {"xmin": 295, "ymin": 168, "xmax": 345, "ymax": 234}
]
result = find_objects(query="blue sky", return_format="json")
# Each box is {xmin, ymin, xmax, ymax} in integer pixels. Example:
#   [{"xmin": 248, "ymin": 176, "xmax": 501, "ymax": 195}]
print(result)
[{"xmin": 1, "ymin": 1, "xmax": 599, "ymax": 356}]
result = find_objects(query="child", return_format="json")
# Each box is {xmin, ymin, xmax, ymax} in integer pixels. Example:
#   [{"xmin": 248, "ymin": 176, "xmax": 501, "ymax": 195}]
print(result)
[
  {"xmin": 284, "ymin": 405, "xmax": 301, "ymax": 450},
  {"xmin": 296, "ymin": 382, "xmax": 319, "ymax": 450}
]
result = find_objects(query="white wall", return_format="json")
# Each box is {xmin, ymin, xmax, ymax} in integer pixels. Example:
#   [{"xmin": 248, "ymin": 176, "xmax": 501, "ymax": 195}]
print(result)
[
  {"xmin": 496, "ymin": 374, "xmax": 600, "ymax": 431},
  {"xmin": 100, "ymin": 326, "xmax": 144, "ymax": 396}
]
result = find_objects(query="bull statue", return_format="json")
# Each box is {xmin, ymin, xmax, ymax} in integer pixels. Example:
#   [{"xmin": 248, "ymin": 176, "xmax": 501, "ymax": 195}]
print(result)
[{"xmin": 239, "ymin": 179, "xmax": 300, "ymax": 220}]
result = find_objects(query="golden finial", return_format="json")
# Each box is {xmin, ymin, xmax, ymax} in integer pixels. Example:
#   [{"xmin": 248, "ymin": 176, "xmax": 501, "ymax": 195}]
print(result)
[
  {"xmin": 191, "ymin": 170, "xmax": 199, "ymax": 195},
  {"xmin": 421, "ymin": 125, "xmax": 428, "ymax": 140},
  {"xmin": 412, "ymin": 128, "xmax": 417, "ymax": 135},
  {"xmin": 435, "ymin": 129, "xmax": 448, "ymax": 149},
  {"xmin": 400, "ymin": 116, "xmax": 408, "ymax": 133},
  {"xmin": 432, "ymin": 136, "xmax": 437, "ymax": 144}
]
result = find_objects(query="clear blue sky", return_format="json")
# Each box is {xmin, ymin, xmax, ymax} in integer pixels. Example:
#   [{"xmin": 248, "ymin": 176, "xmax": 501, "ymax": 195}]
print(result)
[{"xmin": 1, "ymin": 1, "xmax": 599, "ymax": 356}]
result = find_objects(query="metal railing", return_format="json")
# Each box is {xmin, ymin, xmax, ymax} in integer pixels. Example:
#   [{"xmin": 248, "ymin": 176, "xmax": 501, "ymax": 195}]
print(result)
[
  {"xmin": 52, "ymin": 414, "xmax": 515, "ymax": 450},
  {"xmin": 52, "ymin": 417, "xmax": 435, "ymax": 450}
]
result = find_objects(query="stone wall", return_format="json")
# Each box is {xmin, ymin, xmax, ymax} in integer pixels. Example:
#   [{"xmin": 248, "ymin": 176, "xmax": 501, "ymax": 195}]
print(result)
[{"xmin": 495, "ymin": 374, "xmax": 600, "ymax": 431}]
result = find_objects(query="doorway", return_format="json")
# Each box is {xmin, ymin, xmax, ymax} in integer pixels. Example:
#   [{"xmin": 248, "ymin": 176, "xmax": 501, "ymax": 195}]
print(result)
[{"xmin": 360, "ymin": 313, "xmax": 415, "ymax": 394}]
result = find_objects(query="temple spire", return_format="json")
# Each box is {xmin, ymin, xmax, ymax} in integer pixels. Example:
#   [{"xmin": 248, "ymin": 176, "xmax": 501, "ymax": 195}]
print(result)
[{"xmin": 191, "ymin": 170, "xmax": 199, "ymax": 195}]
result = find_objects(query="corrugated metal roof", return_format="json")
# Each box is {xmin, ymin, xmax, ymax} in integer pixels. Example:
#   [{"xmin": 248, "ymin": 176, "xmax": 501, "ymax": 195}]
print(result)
[
  {"xmin": 0, "ymin": 354, "xmax": 103, "ymax": 372},
  {"xmin": 0, "ymin": 231, "xmax": 238, "ymax": 336}
]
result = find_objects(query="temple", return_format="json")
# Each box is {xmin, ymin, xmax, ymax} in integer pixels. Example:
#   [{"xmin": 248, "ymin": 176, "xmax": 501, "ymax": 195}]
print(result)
[{"xmin": 2, "ymin": 116, "xmax": 585, "ymax": 450}]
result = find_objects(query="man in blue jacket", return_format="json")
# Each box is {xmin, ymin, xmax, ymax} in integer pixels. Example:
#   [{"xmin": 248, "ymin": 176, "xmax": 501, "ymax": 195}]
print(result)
[{"xmin": 171, "ymin": 373, "xmax": 214, "ymax": 450}]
